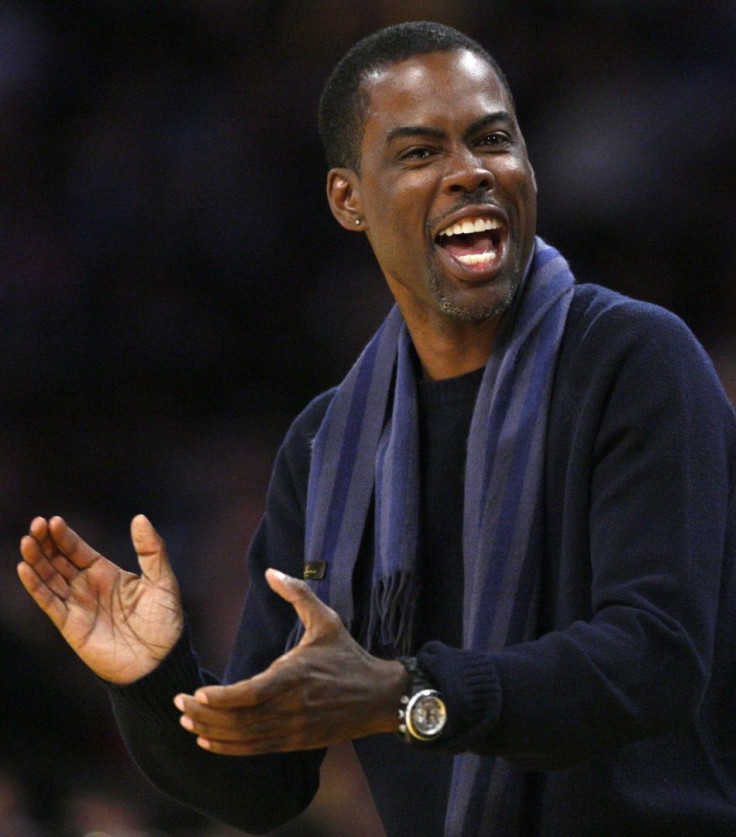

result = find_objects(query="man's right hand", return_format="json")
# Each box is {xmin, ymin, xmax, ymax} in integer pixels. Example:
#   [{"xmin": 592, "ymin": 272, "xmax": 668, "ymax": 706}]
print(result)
[{"xmin": 18, "ymin": 514, "xmax": 184, "ymax": 685}]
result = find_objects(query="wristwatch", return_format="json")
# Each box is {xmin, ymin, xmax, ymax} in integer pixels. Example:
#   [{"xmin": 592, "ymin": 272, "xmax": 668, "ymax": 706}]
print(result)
[{"xmin": 397, "ymin": 657, "xmax": 447, "ymax": 742}]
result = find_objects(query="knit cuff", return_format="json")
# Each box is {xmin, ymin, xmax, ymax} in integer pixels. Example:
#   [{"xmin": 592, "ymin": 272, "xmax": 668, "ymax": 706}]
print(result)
[
  {"xmin": 106, "ymin": 627, "xmax": 206, "ymax": 729},
  {"xmin": 416, "ymin": 641, "xmax": 502, "ymax": 752}
]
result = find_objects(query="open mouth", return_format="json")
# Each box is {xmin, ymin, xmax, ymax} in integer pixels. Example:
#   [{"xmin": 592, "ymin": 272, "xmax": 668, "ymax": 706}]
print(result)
[{"xmin": 436, "ymin": 216, "xmax": 504, "ymax": 269}]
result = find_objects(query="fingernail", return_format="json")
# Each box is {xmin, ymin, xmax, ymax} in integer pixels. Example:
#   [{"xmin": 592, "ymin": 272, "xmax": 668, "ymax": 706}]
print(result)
[
  {"xmin": 173, "ymin": 694, "xmax": 184, "ymax": 711},
  {"xmin": 194, "ymin": 690, "xmax": 209, "ymax": 705},
  {"xmin": 179, "ymin": 715, "xmax": 193, "ymax": 731},
  {"xmin": 269, "ymin": 568, "xmax": 287, "ymax": 581}
]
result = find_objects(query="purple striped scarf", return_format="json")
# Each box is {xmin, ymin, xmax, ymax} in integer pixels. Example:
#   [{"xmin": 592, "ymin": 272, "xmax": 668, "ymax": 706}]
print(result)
[{"xmin": 296, "ymin": 238, "xmax": 574, "ymax": 835}]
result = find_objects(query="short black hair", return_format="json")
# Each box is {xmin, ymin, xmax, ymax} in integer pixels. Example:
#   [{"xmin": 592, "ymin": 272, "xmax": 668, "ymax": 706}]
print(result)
[{"xmin": 318, "ymin": 21, "xmax": 513, "ymax": 172}]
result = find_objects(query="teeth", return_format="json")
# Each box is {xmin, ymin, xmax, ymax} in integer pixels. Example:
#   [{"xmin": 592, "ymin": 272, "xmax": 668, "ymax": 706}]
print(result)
[
  {"xmin": 438, "ymin": 216, "xmax": 501, "ymax": 237},
  {"xmin": 457, "ymin": 251, "xmax": 496, "ymax": 265}
]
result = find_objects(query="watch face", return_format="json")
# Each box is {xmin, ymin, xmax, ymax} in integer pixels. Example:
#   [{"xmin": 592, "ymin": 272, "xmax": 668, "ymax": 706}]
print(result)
[{"xmin": 409, "ymin": 690, "xmax": 447, "ymax": 740}]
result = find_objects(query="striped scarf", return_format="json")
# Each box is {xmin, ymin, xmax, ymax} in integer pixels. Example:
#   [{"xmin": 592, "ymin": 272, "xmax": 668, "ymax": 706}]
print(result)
[{"xmin": 296, "ymin": 238, "xmax": 575, "ymax": 835}]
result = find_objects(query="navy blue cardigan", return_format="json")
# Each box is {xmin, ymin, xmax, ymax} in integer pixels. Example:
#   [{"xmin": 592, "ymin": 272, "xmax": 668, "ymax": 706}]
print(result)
[{"xmin": 110, "ymin": 283, "xmax": 736, "ymax": 835}]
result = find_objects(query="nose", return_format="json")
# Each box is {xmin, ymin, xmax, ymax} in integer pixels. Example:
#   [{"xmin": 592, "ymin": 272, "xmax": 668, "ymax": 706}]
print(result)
[{"xmin": 442, "ymin": 148, "xmax": 494, "ymax": 194}]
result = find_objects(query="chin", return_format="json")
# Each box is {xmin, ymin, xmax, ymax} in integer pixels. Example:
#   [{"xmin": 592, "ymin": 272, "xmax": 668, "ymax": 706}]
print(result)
[{"xmin": 436, "ymin": 274, "xmax": 520, "ymax": 323}]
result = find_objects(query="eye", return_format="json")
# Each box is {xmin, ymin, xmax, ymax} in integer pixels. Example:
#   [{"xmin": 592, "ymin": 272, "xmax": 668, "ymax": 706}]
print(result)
[
  {"xmin": 400, "ymin": 146, "xmax": 437, "ymax": 161},
  {"xmin": 478, "ymin": 132, "xmax": 511, "ymax": 149}
]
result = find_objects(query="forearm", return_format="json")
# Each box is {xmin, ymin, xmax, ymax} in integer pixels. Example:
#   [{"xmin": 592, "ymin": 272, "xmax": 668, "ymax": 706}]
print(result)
[
  {"xmin": 108, "ymin": 629, "xmax": 322, "ymax": 834},
  {"xmin": 417, "ymin": 601, "xmax": 708, "ymax": 771}
]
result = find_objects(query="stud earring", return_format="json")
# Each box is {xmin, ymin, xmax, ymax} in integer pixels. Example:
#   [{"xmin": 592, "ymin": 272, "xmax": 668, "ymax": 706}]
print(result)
[{"xmin": 354, "ymin": 218, "xmax": 361, "ymax": 226}]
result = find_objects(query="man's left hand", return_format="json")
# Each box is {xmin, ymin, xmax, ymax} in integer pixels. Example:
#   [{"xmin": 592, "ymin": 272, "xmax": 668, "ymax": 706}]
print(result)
[{"xmin": 173, "ymin": 568, "xmax": 407, "ymax": 755}]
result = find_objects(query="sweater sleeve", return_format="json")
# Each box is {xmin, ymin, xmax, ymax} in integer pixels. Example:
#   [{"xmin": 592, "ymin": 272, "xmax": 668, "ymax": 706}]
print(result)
[
  {"xmin": 417, "ymin": 295, "xmax": 735, "ymax": 769},
  {"xmin": 107, "ymin": 393, "xmax": 334, "ymax": 834},
  {"xmin": 108, "ymin": 629, "xmax": 322, "ymax": 834}
]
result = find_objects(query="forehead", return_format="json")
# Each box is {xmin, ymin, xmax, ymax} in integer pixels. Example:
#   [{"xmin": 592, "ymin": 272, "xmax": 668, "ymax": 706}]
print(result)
[{"xmin": 360, "ymin": 50, "xmax": 513, "ymax": 143}]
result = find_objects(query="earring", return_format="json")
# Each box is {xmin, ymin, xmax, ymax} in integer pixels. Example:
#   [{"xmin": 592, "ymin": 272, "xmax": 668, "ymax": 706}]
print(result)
[{"xmin": 354, "ymin": 218, "xmax": 361, "ymax": 226}]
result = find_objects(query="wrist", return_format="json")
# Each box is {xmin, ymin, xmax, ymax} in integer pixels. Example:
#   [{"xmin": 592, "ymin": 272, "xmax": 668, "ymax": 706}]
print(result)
[
  {"xmin": 366, "ymin": 658, "xmax": 411, "ymax": 736},
  {"xmin": 397, "ymin": 657, "xmax": 447, "ymax": 743}
]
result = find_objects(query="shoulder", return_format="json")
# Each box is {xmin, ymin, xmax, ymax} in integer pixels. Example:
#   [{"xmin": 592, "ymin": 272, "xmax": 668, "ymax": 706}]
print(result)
[
  {"xmin": 269, "ymin": 388, "xmax": 337, "ymax": 506},
  {"xmin": 245, "ymin": 388, "xmax": 337, "ymax": 578},
  {"xmin": 281, "ymin": 388, "xmax": 336, "ymax": 458},
  {"xmin": 558, "ymin": 283, "xmax": 727, "ymax": 401},
  {"xmin": 550, "ymin": 283, "xmax": 736, "ymax": 462},
  {"xmin": 565, "ymin": 283, "xmax": 700, "ymax": 352}
]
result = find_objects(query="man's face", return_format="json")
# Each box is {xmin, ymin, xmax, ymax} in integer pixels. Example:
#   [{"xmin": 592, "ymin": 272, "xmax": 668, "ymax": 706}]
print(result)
[{"xmin": 347, "ymin": 50, "xmax": 537, "ymax": 327}]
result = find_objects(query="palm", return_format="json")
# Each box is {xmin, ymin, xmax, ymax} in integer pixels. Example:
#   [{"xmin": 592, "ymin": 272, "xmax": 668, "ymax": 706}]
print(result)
[
  {"xmin": 18, "ymin": 515, "xmax": 183, "ymax": 685},
  {"xmin": 59, "ymin": 555, "xmax": 181, "ymax": 682}
]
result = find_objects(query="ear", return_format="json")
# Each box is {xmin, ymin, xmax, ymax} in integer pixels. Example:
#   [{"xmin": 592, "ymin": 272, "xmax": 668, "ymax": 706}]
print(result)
[{"xmin": 326, "ymin": 167, "xmax": 365, "ymax": 232}]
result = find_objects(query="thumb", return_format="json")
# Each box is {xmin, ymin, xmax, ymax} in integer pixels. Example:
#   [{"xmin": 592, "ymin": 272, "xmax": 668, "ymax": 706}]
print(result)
[
  {"xmin": 130, "ymin": 514, "xmax": 177, "ymax": 586},
  {"xmin": 265, "ymin": 568, "xmax": 339, "ymax": 637}
]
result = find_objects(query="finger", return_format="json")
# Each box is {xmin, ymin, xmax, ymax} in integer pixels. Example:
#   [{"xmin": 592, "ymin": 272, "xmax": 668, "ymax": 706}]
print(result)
[
  {"xmin": 175, "ymin": 690, "xmax": 280, "ymax": 734},
  {"xmin": 130, "ymin": 515, "xmax": 177, "ymax": 587},
  {"xmin": 20, "ymin": 523, "xmax": 48, "ymax": 565},
  {"xmin": 45, "ymin": 516, "xmax": 103, "ymax": 571},
  {"xmin": 174, "ymin": 695, "xmax": 272, "ymax": 753},
  {"xmin": 194, "ymin": 730, "xmax": 305, "ymax": 757},
  {"xmin": 26, "ymin": 516, "xmax": 50, "ymax": 545},
  {"xmin": 191, "ymin": 676, "xmax": 265, "ymax": 709},
  {"xmin": 17, "ymin": 554, "xmax": 70, "ymax": 629},
  {"xmin": 194, "ymin": 738, "xmax": 271, "ymax": 756},
  {"xmin": 265, "ymin": 568, "xmax": 342, "ymax": 638},
  {"xmin": 174, "ymin": 696, "xmax": 311, "ymax": 755},
  {"xmin": 176, "ymin": 703, "xmax": 267, "ymax": 743},
  {"xmin": 25, "ymin": 517, "xmax": 72, "ymax": 570},
  {"xmin": 20, "ymin": 523, "xmax": 81, "ymax": 591},
  {"xmin": 192, "ymin": 717, "xmax": 324, "ymax": 756},
  {"xmin": 19, "ymin": 532, "xmax": 72, "ymax": 590}
]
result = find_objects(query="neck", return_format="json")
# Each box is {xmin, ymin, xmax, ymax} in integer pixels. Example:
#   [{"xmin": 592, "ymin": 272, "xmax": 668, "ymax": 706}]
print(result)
[{"xmin": 406, "ymin": 315, "xmax": 499, "ymax": 380}]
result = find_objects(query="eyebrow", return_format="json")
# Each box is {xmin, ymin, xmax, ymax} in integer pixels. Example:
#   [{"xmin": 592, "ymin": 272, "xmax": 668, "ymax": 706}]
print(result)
[
  {"xmin": 386, "ymin": 125, "xmax": 446, "ymax": 144},
  {"xmin": 386, "ymin": 110, "xmax": 514, "ymax": 146},
  {"xmin": 465, "ymin": 111, "xmax": 514, "ymax": 137}
]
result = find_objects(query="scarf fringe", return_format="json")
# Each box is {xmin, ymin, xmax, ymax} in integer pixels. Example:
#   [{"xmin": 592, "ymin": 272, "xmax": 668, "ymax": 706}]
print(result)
[{"xmin": 364, "ymin": 570, "xmax": 419, "ymax": 656}]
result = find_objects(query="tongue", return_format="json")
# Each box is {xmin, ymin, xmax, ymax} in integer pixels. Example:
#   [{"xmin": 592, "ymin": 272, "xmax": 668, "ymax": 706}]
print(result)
[{"xmin": 440, "ymin": 231, "xmax": 495, "ymax": 258}]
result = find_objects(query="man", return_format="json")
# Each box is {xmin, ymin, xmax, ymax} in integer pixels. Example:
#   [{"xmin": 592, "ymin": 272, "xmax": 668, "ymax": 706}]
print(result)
[{"xmin": 18, "ymin": 21, "xmax": 736, "ymax": 837}]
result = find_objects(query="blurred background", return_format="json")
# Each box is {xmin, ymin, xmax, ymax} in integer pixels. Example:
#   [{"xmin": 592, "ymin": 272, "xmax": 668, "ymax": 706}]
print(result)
[{"xmin": 1, "ymin": 1, "xmax": 734, "ymax": 835}]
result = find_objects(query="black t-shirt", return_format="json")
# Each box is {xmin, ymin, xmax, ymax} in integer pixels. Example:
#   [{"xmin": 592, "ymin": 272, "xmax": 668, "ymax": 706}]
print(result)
[{"xmin": 414, "ymin": 365, "xmax": 484, "ymax": 649}]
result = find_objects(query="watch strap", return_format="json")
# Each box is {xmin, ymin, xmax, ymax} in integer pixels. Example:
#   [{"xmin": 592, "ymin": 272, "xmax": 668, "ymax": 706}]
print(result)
[{"xmin": 398, "ymin": 656, "xmax": 433, "ymax": 692}]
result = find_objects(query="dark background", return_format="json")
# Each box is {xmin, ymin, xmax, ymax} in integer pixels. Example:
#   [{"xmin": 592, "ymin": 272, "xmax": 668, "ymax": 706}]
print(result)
[{"xmin": 1, "ymin": 2, "xmax": 734, "ymax": 835}]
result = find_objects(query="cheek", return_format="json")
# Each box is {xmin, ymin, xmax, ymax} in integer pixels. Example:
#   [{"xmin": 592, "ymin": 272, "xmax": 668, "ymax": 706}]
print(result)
[
  {"xmin": 358, "ymin": 172, "xmax": 436, "ymax": 272},
  {"xmin": 500, "ymin": 163, "xmax": 537, "ymax": 223},
  {"xmin": 513, "ymin": 161, "xmax": 537, "ymax": 202},
  {"xmin": 367, "ymin": 217, "xmax": 428, "ymax": 285},
  {"xmin": 519, "ymin": 175, "xmax": 538, "ymax": 230},
  {"xmin": 366, "ymin": 191, "xmax": 420, "ymax": 248}
]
